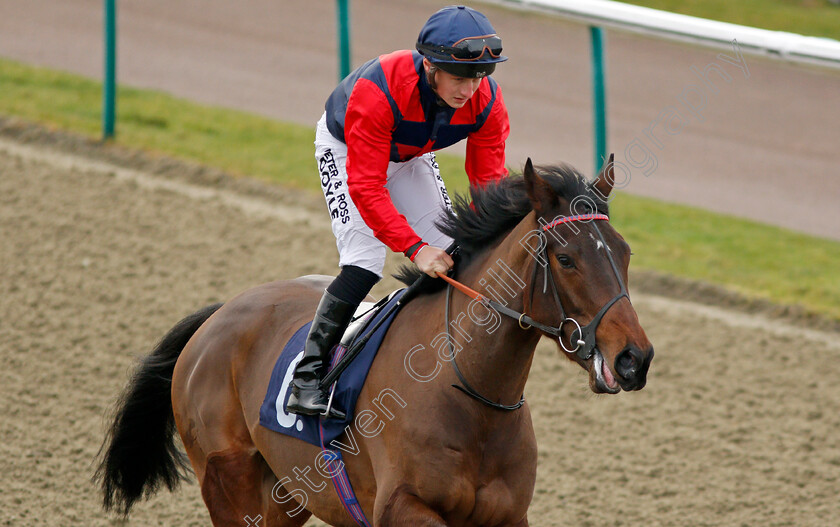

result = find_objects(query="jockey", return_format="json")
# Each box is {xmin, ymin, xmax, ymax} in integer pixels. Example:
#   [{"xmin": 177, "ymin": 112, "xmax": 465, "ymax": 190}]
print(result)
[{"xmin": 287, "ymin": 5, "xmax": 510, "ymax": 419}]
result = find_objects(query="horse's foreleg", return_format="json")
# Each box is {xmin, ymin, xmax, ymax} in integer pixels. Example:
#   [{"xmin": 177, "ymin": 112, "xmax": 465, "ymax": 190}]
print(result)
[
  {"xmin": 200, "ymin": 448, "xmax": 309, "ymax": 527},
  {"xmin": 375, "ymin": 488, "xmax": 448, "ymax": 527}
]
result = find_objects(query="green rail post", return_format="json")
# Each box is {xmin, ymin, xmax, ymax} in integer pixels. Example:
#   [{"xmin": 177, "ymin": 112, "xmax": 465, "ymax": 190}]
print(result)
[
  {"xmin": 336, "ymin": 0, "xmax": 351, "ymax": 80},
  {"xmin": 103, "ymin": 0, "xmax": 117, "ymax": 139},
  {"xmin": 589, "ymin": 26, "xmax": 607, "ymax": 174}
]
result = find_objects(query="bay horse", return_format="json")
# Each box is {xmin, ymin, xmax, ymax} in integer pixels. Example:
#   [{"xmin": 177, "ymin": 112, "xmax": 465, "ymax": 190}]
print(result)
[{"xmin": 96, "ymin": 157, "xmax": 653, "ymax": 526}]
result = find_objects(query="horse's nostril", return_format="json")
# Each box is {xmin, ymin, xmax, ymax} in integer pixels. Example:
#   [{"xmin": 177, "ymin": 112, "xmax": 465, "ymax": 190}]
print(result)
[{"xmin": 615, "ymin": 348, "xmax": 637, "ymax": 378}]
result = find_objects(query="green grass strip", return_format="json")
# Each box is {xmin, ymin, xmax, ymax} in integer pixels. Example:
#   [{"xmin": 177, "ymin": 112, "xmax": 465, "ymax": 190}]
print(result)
[
  {"xmin": 620, "ymin": 0, "xmax": 840, "ymax": 42},
  {"xmin": 2, "ymin": 57, "xmax": 838, "ymax": 320},
  {"xmin": 610, "ymin": 193, "xmax": 840, "ymax": 319}
]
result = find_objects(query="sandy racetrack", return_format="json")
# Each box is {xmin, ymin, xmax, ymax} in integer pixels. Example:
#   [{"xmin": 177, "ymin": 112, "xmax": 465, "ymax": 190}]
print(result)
[{"xmin": 1, "ymin": 131, "xmax": 839, "ymax": 526}]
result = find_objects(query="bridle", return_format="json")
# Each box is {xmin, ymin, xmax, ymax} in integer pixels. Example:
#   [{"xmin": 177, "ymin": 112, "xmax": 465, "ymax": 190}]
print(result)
[{"xmin": 440, "ymin": 212, "xmax": 630, "ymax": 411}]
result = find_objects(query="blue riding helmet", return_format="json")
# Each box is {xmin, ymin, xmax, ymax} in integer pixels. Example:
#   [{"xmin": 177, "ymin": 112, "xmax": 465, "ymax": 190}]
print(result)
[{"xmin": 416, "ymin": 5, "xmax": 508, "ymax": 78}]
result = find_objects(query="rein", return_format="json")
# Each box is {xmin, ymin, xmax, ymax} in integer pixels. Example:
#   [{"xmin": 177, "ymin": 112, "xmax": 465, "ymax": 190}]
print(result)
[
  {"xmin": 443, "ymin": 284, "xmax": 526, "ymax": 411},
  {"xmin": 439, "ymin": 213, "xmax": 629, "ymax": 411}
]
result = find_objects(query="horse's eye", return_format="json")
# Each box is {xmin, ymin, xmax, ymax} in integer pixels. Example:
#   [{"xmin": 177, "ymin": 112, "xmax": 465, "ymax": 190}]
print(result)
[{"xmin": 556, "ymin": 254, "xmax": 575, "ymax": 269}]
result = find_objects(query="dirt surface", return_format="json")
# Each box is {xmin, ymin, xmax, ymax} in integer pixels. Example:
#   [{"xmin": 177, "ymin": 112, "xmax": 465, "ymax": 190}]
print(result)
[
  {"xmin": 1, "ymin": 0, "xmax": 840, "ymax": 239},
  {"xmin": 2, "ymin": 129, "xmax": 839, "ymax": 526}
]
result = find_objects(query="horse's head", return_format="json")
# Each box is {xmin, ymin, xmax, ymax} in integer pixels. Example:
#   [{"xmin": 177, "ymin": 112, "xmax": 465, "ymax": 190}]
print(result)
[{"xmin": 523, "ymin": 156, "xmax": 653, "ymax": 393}]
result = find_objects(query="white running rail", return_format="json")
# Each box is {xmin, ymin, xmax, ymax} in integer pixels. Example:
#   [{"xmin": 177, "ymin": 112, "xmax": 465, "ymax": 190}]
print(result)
[{"xmin": 488, "ymin": 0, "xmax": 840, "ymax": 70}]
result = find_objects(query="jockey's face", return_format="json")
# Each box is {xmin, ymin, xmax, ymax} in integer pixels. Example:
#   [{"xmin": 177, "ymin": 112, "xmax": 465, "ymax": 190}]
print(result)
[{"xmin": 424, "ymin": 59, "xmax": 481, "ymax": 109}]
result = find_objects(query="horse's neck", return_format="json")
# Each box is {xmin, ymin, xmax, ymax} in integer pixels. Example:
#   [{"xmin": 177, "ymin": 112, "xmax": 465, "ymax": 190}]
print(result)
[{"xmin": 448, "ymin": 215, "xmax": 543, "ymax": 405}]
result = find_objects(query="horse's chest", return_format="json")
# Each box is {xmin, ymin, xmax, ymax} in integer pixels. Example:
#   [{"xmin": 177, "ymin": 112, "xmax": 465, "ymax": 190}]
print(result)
[
  {"xmin": 393, "ymin": 408, "xmax": 537, "ymax": 523},
  {"xmin": 423, "ymin": 444, "xmax": 535, "ymax": 525},
  {"xmin": 436, "ymin": 475, "xmax": 529, "ymax": 527},
  {"xmin": 473, "ymin": 479, "xmax": 527, "ymax": 526}
]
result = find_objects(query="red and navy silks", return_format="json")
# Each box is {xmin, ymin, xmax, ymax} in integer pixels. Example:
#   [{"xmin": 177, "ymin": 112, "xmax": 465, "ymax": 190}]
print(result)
[{"xmin": 324, "ymin": 50, "xmax": 510, "ymax": 254}]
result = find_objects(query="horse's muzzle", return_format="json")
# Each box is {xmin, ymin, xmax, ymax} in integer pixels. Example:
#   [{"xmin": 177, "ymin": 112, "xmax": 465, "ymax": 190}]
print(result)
[{"xmin": 614, "ymin": 345, "xmax": 654, "ymax": 391}]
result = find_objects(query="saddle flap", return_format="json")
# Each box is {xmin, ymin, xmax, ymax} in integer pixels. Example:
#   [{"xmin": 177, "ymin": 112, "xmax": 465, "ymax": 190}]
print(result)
[
  {"xmin": 339, "ymin": 301, "xmax": 377, "ymax": 347},
  {"xmin": 339, "ymin": 289, "xmax": 403, "ymax": 348}
]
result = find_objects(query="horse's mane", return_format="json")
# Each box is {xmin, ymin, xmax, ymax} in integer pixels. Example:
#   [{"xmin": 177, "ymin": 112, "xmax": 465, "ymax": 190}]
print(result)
[{"xmin": 394, "ymin": 164, "xmax": 608, "ymax": 293}]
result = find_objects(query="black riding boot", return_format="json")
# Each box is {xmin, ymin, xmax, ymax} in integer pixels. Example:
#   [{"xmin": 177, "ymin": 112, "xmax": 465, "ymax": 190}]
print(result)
[{"xmin": 286, "ymin": 290, "xmax": 356, "ymax": 419}]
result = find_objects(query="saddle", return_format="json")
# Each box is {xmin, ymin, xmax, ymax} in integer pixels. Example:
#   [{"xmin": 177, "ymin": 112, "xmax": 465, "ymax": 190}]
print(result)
[
  {"xmin": 339, "ymin": 289, "xmax": 403, "ymax": 348},
  {"xmin": 259, "ymin": 288, "xmax": 407, "ymax": 447}
]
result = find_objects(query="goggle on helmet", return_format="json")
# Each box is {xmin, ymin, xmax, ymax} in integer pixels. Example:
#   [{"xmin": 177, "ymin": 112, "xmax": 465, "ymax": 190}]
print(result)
[{"xmin": 416, "ymin": 5, "xmax": 508, "ymax": 78}]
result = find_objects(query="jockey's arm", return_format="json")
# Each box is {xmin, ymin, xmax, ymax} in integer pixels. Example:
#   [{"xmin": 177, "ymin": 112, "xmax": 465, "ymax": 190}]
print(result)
[{"xmin": 343, "ymin": 84, "xmax": 425, "ymax": 255}]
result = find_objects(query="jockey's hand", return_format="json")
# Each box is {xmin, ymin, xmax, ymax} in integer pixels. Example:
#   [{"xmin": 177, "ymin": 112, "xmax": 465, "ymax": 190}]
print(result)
[{"xmin": 414, "ymin": 245, "xmax": 454, "ymax": 278}]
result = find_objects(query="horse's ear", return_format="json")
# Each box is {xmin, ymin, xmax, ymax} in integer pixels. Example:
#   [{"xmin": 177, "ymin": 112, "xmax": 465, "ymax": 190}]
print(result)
[
  {"xmin": 593, "ymin": 153, "xmax": 615, "ymax": 199},
  {"xmin": 524, "ymin": 158, "xmax": 555, "ymax": 213}
]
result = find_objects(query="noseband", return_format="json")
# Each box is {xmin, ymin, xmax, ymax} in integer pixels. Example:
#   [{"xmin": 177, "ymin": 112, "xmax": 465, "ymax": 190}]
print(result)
[{"xmin": 440, "ymin": 213, "xmax": 630, "ymax": 410}]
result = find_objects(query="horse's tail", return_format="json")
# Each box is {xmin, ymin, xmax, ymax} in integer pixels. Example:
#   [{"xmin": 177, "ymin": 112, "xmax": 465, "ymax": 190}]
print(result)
[{"xmin": 94, "ymin": 302, "xmax": 223, "ymax": 515}]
